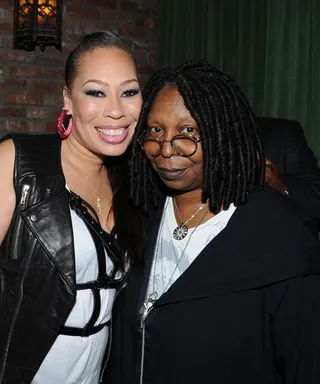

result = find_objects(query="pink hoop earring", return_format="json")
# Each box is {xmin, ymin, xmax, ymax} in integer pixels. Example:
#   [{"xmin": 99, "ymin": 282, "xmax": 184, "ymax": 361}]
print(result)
[{"xmin": 57, "ymin": 109, "xmax": 72, "ymax": 139}]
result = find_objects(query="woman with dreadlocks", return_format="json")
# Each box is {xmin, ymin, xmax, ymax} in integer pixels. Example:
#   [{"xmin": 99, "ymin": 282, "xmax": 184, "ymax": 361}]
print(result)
[{"xmin": 104, "ymin": 60, "xmax": 320, "ymax": 384}]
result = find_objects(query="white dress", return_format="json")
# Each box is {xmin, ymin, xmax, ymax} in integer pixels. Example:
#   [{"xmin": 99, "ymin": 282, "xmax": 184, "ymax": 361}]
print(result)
[{"xmin": 32, "ymin": 207, "xmax": 116, "ymax": 384}]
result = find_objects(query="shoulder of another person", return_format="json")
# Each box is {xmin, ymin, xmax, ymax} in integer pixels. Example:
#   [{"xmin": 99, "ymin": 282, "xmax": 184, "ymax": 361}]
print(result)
[
  {"xmin": 256, "ymin": 117, "xmax": 301, "ymax": 137},
  {"xmin": 248, "ymin": 186, "xmax": 294, "ymax": 209},
  {"xmin": 245, "ymin": 187, "xmax": 310, "ymax": 232},
  {"xmin": 242, "ymin": 188, "xmax": 320, "ymax": 271}
]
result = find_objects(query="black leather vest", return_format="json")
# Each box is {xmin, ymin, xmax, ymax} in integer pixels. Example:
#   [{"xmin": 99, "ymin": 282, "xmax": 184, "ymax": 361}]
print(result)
[{"xmin": 0, "ymin": 133, "xmax": 77, "ymax": 383}]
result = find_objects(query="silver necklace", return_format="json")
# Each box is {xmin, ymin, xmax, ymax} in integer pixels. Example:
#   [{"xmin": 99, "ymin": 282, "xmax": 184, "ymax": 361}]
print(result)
[
  {"xmin": 172, "ymin": 197, "xmax": 208, "ymax": 240},
  {"xmin": 148, "ymin": 198, "xmax": 210, "ymax": 304}
]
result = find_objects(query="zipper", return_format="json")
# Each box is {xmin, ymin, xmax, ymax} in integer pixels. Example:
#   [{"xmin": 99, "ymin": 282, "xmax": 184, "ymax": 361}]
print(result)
[
  {"xmin": 11, "ymin": 184, "xmax": 30, "ymax": 259},
  {"xmin": 99, "ymin": 280, "xmax": 128, "ymax": 383},
  {"xmin": 139, "ymin": 300, "xmax": 155, "ymax": 384},
  {"xmin": 0, "ymin": 237, "xmax": 37, "ymax": 383}
]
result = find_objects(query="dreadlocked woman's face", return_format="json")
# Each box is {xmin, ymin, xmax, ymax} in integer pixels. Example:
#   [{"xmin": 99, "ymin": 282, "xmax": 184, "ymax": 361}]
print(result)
[{"xmin": 145, "ymin": 85, "xmax": 203, "ymax": 192}]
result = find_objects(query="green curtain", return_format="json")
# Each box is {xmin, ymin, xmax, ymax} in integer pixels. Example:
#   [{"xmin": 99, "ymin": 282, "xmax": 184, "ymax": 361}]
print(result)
[{"xmin": 158, "ymin": 0, "xmax": 320, "ymax": 159}]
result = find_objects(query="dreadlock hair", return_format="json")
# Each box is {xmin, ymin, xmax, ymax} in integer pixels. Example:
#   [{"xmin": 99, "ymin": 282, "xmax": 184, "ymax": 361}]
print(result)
[{"xmin": 129, "ymin": 60, "xmax": 265, "ymax": 214}]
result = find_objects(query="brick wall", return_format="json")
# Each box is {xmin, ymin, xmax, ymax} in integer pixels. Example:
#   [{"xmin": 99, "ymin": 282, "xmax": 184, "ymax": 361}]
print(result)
[{"xmin": 0, "ymin": 0, "xmax": 157, "ymax": 137}]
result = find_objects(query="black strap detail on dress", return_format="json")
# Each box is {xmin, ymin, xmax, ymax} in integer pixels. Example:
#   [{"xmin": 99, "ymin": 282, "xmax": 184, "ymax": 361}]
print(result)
[
  {"xmin": 60, "ymin": 320, "xmax": 110, "ymax": 337},
  {"xmin": 69, "ymin": 191, "xmax": 123, "ymax": 270},
  {"xmin": 60, "ymin": 192, "xmax": 124, "ymax": 337}
]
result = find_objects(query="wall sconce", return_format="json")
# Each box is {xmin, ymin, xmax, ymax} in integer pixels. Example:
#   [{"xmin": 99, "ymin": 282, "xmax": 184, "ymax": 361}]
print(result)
[{"xmin": 13, "ymin": 0, "xmax": 62, "ymax": 52}]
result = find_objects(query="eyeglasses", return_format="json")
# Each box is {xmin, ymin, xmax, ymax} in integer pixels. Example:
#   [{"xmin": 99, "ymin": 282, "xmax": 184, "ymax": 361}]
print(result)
[{"xmin": 138, "ymin": 134, "xmax": 201, "ymax": 158}]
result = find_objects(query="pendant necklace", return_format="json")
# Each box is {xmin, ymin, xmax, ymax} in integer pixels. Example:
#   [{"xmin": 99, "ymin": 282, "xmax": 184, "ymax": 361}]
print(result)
[
  {"xmin": 78, "ymin": 164, "xmax": 104, "ymax": 215},
  {"xmin": 146, "ymin": 199, "xmax": 210, "ymax": 307},
  {"xmin": 172, "ymin": 197, "xmax": 208, "ymax": 240}
]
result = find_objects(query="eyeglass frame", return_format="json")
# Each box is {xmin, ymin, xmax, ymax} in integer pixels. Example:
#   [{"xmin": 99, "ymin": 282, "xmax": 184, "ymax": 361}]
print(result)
[{"xmin": 138, "ymin": 133, "xmax": 201, "ymax": 158}]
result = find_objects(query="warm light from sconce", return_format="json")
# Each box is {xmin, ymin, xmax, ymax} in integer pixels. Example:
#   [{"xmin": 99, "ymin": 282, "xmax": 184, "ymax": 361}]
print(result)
[{"xmin": 14, "ymin": 0, "xmax": 62, "ymax": 51}]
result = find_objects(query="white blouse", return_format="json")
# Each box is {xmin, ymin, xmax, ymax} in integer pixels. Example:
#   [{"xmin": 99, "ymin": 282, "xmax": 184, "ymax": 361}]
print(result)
[{"xmin": 147, "ymin": 197, "xmax": 237, "ymax": 300}]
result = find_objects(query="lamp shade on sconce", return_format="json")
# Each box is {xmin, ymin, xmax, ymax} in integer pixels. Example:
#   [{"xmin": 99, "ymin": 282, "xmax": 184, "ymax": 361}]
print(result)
[{"xmin": 13, "ymin": 0, "xmax": 62, "ymax": 52}]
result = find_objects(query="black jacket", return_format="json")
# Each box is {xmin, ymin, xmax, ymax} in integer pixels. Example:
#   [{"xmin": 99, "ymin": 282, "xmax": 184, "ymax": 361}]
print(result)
[
  {"xmin": 105, "ymin": 188, "xmax": 320, "ymax": 384},
  {"xmin": 0, "ymin": 134, "xmax": 114, "ymax": 383},
  {"xmin": 256, "ymin": 116, "xmax": 320, "ymax": 234}
]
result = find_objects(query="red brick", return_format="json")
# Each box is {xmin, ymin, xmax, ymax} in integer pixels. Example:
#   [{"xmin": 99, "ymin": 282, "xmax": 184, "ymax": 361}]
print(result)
[
  {"xmin": 116, "ymin": 12, "xmax": 135, "ymax": 27},
  {"xmin": 1, "ymin": 36, "xmax": 13, "ymax": 47},
  {"xmin": 85, "ymin": 0, "xmax": 116, "ymax": 7},
  {"xmin": 0, "ymin": 78, "xmax": 28, "ymax": 90},
  {"xmin": 119, "ymin": 26, "xmax": 146, "ymax": 40},
  {"xmin": 63, "ymin": 19, "xmax": 77, "ymax": 29},
  {"xmin": 9, "ymin": 65, "xmax": 45, "ymax": 77},
  {"xmin": 81, "ymin": 19, "xmax": 113, "ymax": 31},
  {"xmin": 0, "ymin": 106, "xmax": 26, "ymax": 117},
  {"xmin": 7, "ymin": 50, "xmax": 26, "ymax": 62},
  {"xmin": 64, "ymin": 26, "xmax": 87, "ymax": 42},
  {"xmin": 43, "ymin": 93, "xmax": 64, "ymax": 106},
  {"xmin": 3, "ymin": 92, "xmax": 42, "ymax": 105},
  {"xmin": 47, "ymin": 68, "xmax": 64, "ymax": 80},
  {"xmin": 0, "ymin": 21, "xmax": 13, "ymax": 33},
  {"xmin": 67, "ymin": 5, "xmax": 100, "ymax": 19},
  {"xmin": 25, "ymin": 53, "xmax": 65, "ymax": 66},
  {"xmin": 136, "ymin": 17, "xmax": 155, "ymax": 29},
  {"xmin": 6, "ymin": 119, "xmax": 46, "ymax": 132},
  {"xmin": 100, "ymin": 9, "xmax": 116, "ymax": 20},
  {"xmin": 29, "ymin": 80, "xmax": 64, "ymax": 93},
  {"xmin": 61, "ymin": 41, "xmax": 77, "ymax": 54},
  {"xmin": 1, "ymin": 6, "xmax": 13, "ymax": 18},
  {"xmin": 120, "ymin": 1, "xmax": 148, "ymax": 13},
  {"xmin": 27, "ymin": 107, "xmax": 60, "ymax": 120},
  {"xmin": 0, "ymin": 0, "xmax": 13, "ymax": 6},
  {"xmin": 0, "ymin": 7, "xmax": 8, "ymax": 20},
  {"xmin": 9, "ymin": 65, "xmax": 63, "ymax": 80}
]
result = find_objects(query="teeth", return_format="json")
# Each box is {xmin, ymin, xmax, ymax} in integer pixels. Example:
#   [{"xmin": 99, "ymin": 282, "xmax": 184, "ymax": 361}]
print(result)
[{"xmin": 97, "ymin": 128, "xmax": 126, "ymax": 136}]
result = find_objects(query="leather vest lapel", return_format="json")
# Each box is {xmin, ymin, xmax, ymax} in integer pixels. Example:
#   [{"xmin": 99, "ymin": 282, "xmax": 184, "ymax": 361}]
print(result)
[{"xmin": 22, "ymin": 187, "xmax": 76, "ymax": 291}]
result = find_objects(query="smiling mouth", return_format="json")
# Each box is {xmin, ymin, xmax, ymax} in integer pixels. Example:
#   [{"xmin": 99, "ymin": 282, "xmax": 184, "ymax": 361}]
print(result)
[
  {"xmin": 157, "ymin": 167, "xmax": 187, "ymax": 180},
  {"xmin": 97, "ymin": 127, "xmax": 127, "ymax": 136},
  {"xmin": 96, "ymin": 126, "xmax": 130, "ymax": 145}
]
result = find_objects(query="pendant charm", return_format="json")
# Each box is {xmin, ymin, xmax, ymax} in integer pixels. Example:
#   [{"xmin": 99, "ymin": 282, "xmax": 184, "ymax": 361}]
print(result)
[
  {"xmin": 149, "ymin": 291, "xmax": 158, "ymax": 302},
  {"xmin": 173, "ymin": 224, "xmax": 188, "ymax": 240},
  {"xmin": 96, "ymin": 197, "xmax": 103, "ymax": 215},
  {"xmin": 140, "ymin": 292, "xmax": 158, "ymax": 316}
]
